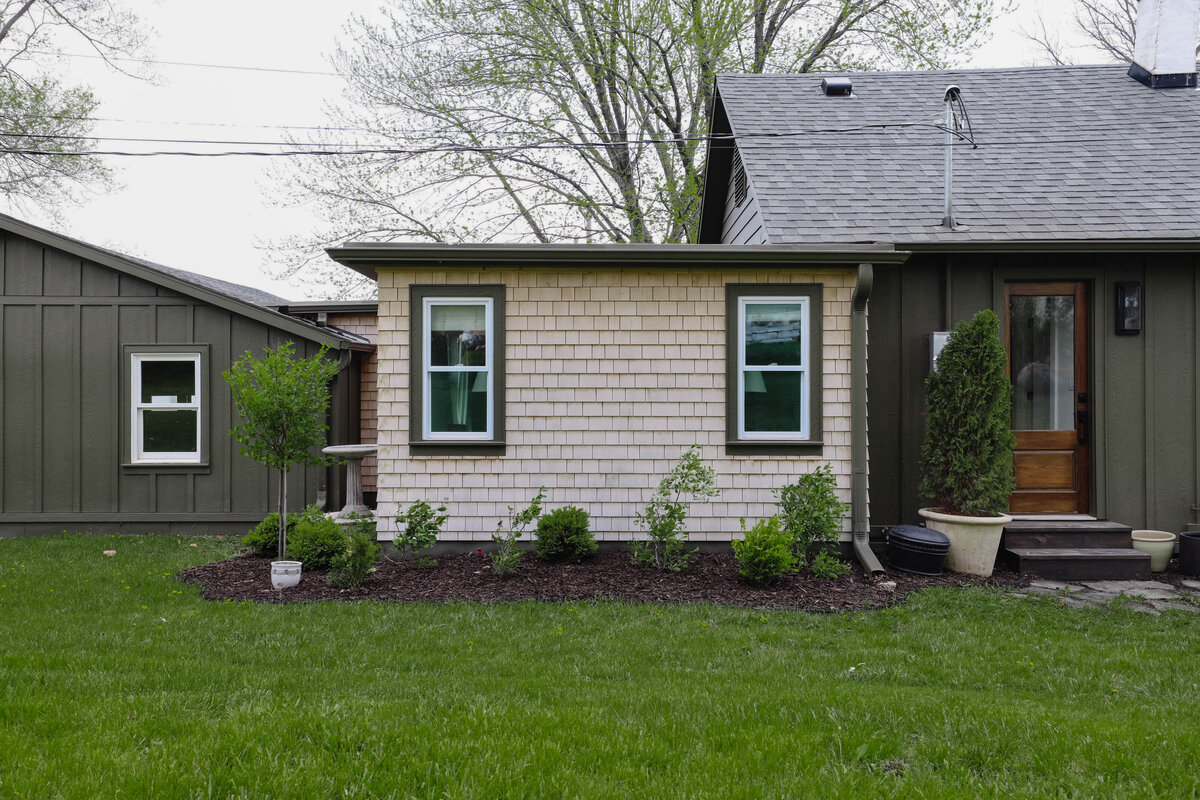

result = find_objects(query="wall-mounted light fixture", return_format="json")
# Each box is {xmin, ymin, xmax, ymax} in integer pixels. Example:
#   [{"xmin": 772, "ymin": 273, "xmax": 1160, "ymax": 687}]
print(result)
[{"xmin": 1115, "ymin": 282, "xmax": 1143, "ymax": 335}]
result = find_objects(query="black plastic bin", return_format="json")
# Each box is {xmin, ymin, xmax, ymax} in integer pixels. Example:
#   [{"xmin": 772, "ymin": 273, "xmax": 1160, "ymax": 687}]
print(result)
[
  {"xmin": 887, "ymin": 525, "xmax": 951, "ymax": 576},
  {"xmin": 1180, "ymin": 531, "xmax": 1200, "ymax": 577}
]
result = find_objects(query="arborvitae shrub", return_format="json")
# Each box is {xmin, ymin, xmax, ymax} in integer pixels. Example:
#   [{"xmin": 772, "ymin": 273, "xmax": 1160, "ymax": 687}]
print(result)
[
  {"xmin": 535, "ymin": 506, "xmax": 597, "ymax": 563},
  {"xmin": 918, "ymin": 309, "xmax": 1016, "ymax": 516}
]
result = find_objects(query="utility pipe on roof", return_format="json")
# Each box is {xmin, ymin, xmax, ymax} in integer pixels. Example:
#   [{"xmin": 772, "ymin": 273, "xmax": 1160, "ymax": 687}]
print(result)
[{"xmin": 852, "ymin": 263, "xmax": 884, "ymax": 575}]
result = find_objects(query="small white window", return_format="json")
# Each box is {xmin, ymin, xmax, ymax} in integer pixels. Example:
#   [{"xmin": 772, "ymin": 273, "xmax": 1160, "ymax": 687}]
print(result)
[
  {"xmin": 131, "ymin": 353, "xmax": 201, "ymax": 463},
  {"xmin": 423, "ymin": 298, "xmax": 493, "ymax": 440},
  {"xmin": 737, "ymin": 296, "xmax": 810, "ymax": 440}
]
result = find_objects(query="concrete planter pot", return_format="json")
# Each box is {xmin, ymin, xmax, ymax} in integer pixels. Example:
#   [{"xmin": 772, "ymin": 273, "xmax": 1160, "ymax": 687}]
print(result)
[
  {"xmin": 270, "ymin": 560, "xmax": 303, "ymax": 589},
  {"xmin": 1130, "ymin": 530, "xmax": 1176, "ymax": 573},
  {"xmin": 918, "ymin": 508, "xmax": 1012, "ymax": 577}
]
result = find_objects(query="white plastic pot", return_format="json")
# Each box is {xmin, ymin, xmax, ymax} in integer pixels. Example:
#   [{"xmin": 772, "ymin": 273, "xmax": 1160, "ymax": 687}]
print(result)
[
  {"xmin": 270, "ymin": 560, "xmax": 303, "ymax": 589},
  {"xmin": 1130, "ymin": 530, "xmax": 1176, "ymax": 573}
]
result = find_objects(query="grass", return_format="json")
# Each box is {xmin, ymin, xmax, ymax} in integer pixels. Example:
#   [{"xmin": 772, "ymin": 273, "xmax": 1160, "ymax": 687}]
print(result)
[{"xmin": 1, "ymin": 535, "xmax": 1198, "ymax": 799}]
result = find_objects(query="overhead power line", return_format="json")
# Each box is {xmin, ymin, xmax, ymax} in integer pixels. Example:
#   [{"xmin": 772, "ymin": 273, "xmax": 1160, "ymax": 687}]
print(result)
[
  {"xmin": 0, "ymin": 48, "xmax": 339, "ymax": 76},
  {"xmin": 0, "ymin": 118, "xmax": 993, "ymax": 157}
]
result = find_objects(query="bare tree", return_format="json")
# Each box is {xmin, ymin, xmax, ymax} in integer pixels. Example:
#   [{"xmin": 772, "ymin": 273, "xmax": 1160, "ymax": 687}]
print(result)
[
  {"xmin": 0, "ymin": 1, "xmax": 149, "ymax": 209},
  {"xmin": 1027, "ymin": 0, "xmax": 1199, "ymax": 65},
  {"xmin": 273, "ymin": 0, "xmax": 1000, "ymax": 298}
]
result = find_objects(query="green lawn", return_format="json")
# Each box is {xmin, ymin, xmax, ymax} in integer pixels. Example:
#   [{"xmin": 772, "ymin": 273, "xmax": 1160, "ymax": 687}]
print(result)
[{"xmin": 1, "ymin": 535, "xmax": 1197, "ymax": 799}]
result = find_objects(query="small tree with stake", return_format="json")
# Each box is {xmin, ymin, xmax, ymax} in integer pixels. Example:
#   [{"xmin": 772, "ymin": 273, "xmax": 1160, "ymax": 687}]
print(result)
[{"xmin": 224, "ymin": 342, "xmax": 341, "ymax": 561}]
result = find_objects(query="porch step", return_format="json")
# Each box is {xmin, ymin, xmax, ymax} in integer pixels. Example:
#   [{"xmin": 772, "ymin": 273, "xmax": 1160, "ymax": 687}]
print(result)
[
  {"xmin": 1002, "ymin": 520, "xmax": 1133, "ymax": 550},
  {"xmin": 1005, "ymin": 548, "xmax": 1150, "ymax": 581}
]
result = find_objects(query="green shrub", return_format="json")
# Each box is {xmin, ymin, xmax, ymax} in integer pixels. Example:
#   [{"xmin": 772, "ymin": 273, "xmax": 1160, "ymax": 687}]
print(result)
[
  {"xmin": 777, "ymin": 465, "xmax": 848, "ymax": 566},
  {"xmin": 395, "ymin": 500, "xmax": 448, "ymax": 568},
  {"xmin": 632, "ymin": 445, "xmax": 719, "ymax": 572},
  {"xmin": 492, "ymin": 488, "xmax": 545, "ymax": 577},
  {"xmin": 810, "ymin": 549, "xmax": 851, "ymax": 579},
  {"xmin": 535, "ymin": 506, "xmax": 597, "ymax": 563},
  {"xmin": 243, "ymin": 514, "xmax": 289, "ymax": 555},
  {"xmin": 242, "ymin": 505, "xmax": 328, "ymax": 556},
  {"xmin": 328, "ymin": 528, "xmax": 381, "ymax": 588},
  {"xmin": 288, "ymin": 512, "xmax": 349, "ymax": 569},
  {"xmin": 732, "ymin": 516, "xmax": 798, "ymax": 586},
  {"xmin": 918, "ymin": 309, "xmax": 1016, "ymax": 516}
]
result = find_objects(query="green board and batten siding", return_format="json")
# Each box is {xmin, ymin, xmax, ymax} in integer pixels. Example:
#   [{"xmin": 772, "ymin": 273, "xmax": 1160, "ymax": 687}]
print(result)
[
  {"xmin": 868, "ymin": 250, "xmax": 1200, "ymax": 534},
  {"xmin": 0, "ymin": 230, "xmax": 345, "ymax": 536}
]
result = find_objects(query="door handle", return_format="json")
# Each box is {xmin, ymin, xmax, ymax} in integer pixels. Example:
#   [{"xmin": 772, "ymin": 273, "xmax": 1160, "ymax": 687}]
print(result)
[{"xmin": 1077, "ymin": 409, "xmax": 1088, "ymax": 445}]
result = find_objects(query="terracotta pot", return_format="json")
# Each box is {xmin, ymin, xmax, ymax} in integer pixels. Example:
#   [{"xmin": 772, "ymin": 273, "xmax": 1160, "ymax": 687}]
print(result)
[
  {"xmin": 918, "ymin": 508, "xmax": 1012, "ymax": 577},
  {"xmin": 1130, "ymin": 530, "xmax": 1176, "ymax": 573}
]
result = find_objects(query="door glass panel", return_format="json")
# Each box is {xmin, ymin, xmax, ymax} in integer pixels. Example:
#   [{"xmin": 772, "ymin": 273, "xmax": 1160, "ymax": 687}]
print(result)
[{"xmin": 1010, "ymin": 295, "xmax": 1075, "ymax": 430}]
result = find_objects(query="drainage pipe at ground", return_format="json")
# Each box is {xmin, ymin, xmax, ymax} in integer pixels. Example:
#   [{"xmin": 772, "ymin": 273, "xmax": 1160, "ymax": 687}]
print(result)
[{"xmin": 852, "ymin": 263, "xmax": 884, "ymax": 575}]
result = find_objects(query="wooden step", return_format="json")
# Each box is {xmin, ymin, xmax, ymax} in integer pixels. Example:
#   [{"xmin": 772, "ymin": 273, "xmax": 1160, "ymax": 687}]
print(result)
[
  {"xmin": 1005, "ymin": 547, "xmax": 1150, "ymax": 581},
  {"xmin": 1002, "ymin": 520, "xmax": 1133, "ymax": 550}
]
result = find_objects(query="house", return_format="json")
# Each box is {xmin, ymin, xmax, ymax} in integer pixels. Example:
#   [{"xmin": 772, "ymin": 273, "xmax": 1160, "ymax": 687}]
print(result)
[
  {"xmin": 326, "ymin": 243, "xmax": 906, "ymax": 568},
  {"xmin": 696, "ymin": 18, "xmax": 1200, "ymax": 540},
  {"xmin": 0, "ymin": 214, "xmax": 375, "ymax": 536},
  {"xmin": 326, "ymin": 5, "xmax": 1200, "ymax": 577}
]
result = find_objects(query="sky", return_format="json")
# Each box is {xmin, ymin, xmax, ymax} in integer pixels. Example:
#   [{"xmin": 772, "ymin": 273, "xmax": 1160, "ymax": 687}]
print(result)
[{"xmin": 4, "ymin": 0, "xmax": 1096, "ymax": 300}]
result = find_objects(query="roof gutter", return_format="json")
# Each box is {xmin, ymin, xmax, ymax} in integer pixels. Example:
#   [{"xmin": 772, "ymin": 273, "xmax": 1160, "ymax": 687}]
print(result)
[
  {"xmin": 852, "ymin": 262, "xmax": 883, "ymax": 575},
  {"xmin": 326, "ymin": 243, "xmax": 910, "ymax": 280}
]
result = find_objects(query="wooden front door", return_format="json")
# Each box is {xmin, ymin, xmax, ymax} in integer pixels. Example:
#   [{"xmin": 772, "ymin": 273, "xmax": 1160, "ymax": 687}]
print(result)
[{"xmin": 1004, "ymin": 282, "xmax": 1090, "ymax": 514}]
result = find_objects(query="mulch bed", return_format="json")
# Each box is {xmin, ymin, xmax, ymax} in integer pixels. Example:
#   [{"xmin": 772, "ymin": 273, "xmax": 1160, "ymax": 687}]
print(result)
[{"xmin": 180, "ymin": 550, "xmax": 1031, "ymax": 611}]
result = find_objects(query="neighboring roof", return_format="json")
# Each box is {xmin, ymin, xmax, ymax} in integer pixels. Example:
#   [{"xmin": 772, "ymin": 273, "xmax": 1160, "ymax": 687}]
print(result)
[
  {"xmin": 0, "ymin": 213, "xmax": 362, "ymax": 350},
  {"xmin": 326, "ymin": 242, "xmax": 909, "ymax": 280},
  {"xmin": 698, "ymin": 64, "xmax": 1200, "ymax": 247}
]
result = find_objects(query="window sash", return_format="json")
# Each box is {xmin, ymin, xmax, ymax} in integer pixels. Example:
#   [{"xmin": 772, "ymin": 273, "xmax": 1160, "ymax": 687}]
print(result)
[
  {"xmin": 737, "ymin": 296, "xmax": 810, "ymax": 440},
  {"xmin": 131, "ymin": 353, "xmax": 202, "ymax": 462},
  {"xmin": 423, "ymin": 297, "xmax": 493, "ymax": 440}
]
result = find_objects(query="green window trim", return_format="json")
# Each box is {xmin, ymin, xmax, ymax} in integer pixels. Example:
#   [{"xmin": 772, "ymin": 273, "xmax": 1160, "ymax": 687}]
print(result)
[
  {"xmin": 725, "ymin": 284, "xmax": 823, "ymax": 454},
  {"xmin": 409, "ymin": 285, "xmax": 506, "ymax": 455}
]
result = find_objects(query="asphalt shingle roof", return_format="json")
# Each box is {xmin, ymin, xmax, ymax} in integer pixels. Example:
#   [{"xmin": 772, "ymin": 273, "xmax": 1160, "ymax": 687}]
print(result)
[{"xmin": 715, "ymin": 64, "xmax": 1200, "ymax": 244}]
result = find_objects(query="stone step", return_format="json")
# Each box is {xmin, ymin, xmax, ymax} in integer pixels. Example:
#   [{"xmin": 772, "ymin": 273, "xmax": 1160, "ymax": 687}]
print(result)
[
  {"xmin": 1002, "ymin": 520, "xmax": 1134, "ymax": 550},
  {"xmin": 1005, "ymin": 547, "xmax": 1150, "ymax": 581}
]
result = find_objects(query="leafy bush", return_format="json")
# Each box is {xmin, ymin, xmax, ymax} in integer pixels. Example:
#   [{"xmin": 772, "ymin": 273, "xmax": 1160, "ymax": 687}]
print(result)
[
  {"xmin": 242, "ymin": 505, "xmax": 328, "ymax": 556},
  {"xmin": 288, "ymin": 512, "xmax": 350, "ymax": 569},
  {"xmin": 632, "ymin": 445, "xmax": 719, "ymax": 572},
  {"xmin": 492, "ymin": 488, "xmax": 545, "ymax": 577},
  {"xmin": 535, "ymin": 506, "xmax": 597, "ymax": 563},
  {"xmin": 810, "ymin": 549, "xmax": 851, "ymax": 579},
  {"xmin": 918, "ymin": 309, "xmax": 1016, "ymax": 516},
  {"xmin": 395, "ymin": 500, "xmax": 448, "ymax": 568},
  {"xmin": 731, "ymin": 516, "xmax": 798, "ymax": 586},
  {"xmin": 243, "ymin": 514, "xmax": 290, "ymax": 555},
  {"xmin": 777, "ymin": 465, "xmax": 848, "ymax": 566},
  {"xmin": 328, "ymin": 528, "xmax": 381, "ymax": 588}
]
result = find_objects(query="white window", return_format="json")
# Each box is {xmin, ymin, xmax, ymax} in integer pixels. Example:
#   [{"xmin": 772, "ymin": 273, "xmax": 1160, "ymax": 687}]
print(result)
[
  {"xmin": 422, "ymin": 297, "xmax": 493, "ymax": 440},
  {"xmin": 737, "ymin": 296, "xmax": 811, "ymax": 440},
  {"xmin": 131, "ymin": 353, "xmax": 201, "ymax": 463}
]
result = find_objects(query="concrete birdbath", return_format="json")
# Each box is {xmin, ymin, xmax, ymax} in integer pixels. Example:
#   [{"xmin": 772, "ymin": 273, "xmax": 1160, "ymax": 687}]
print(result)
[{"xmin": 323, "ymin": 444, "xmax": 379, "ymax": 517}]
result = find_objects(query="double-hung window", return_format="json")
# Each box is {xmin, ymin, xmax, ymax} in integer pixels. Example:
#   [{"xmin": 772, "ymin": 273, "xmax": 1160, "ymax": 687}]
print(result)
[
  {"xmin": 726, "ymin": 284, "xmax": 822, "ymax": 451},
  {"xmin": 130, "ymin": 352, "xmax": 202, "ymax": 463},
  {"xmin": 410, "ymin": 285, "xmax": 505, "ymax": 452}
]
